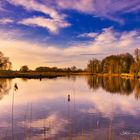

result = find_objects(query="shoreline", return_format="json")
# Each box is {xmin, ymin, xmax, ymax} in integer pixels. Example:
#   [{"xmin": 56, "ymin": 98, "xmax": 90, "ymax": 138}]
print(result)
[
  {"xmin": 0, "ymin": 71, "xmax": 90, "ymax": 79},
  {"xmin": 0, "ymin": 71, "xmax": 138, "ymax": 79}
]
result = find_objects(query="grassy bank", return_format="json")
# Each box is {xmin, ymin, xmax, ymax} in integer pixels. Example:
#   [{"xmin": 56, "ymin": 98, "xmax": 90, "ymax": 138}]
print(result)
[
  {"xmin": 95, "ymin": 73, "xmax": 139, "ymax": 78},
  {"xmin": 0, "ymin": 70, "xmax": 89, "ymax": 79},
  {"xmin": 0, "ymin": 70, "xmax": 139, "ymax": 79}
]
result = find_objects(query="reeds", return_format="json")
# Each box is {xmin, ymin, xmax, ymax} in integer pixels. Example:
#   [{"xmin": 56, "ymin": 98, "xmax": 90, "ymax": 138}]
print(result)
[
  {"xmin": 11, "ymin": 83, "xmax": 18, "ymax": 140},
  {"xmin": 29, "ymin": 103, "xmax": 32, "ymax": 140},
  {"xmin": 43, "ymin": 111, "xmax": 47, "ymax": 140},
  {"xmin": 11, "ymin": 87, "xmax": 15, "ymax": 139},
  {"xmin": 23, "ymin": 103, "xmax": 33, "ymax": 140}
]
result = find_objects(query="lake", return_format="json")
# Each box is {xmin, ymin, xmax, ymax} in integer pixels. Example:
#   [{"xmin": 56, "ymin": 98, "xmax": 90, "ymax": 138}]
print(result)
[{"xmin": 0, "ymin": 76, "xmax": 140, "ymax": 140}]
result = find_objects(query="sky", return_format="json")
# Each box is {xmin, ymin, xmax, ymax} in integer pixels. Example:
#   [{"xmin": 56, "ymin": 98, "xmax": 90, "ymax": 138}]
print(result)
[{"xmin": 0, "ymin": 0, "xmax": 140, "ymax": 70}]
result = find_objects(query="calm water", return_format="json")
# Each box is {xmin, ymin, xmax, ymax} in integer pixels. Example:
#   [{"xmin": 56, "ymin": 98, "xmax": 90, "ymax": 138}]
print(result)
[{"xmin": 0, "ymin": 76, "xmax": 140, "ymax": 140}]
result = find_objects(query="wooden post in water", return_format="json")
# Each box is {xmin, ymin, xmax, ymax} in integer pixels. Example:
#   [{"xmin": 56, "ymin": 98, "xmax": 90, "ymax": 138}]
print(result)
[
  {"xmin": 68, "ymin": 94, "xmax": 70, "ymax": 102},
  {"xmin": 67, "ymin": 94, "xmax": 72, "ymax": 140}
]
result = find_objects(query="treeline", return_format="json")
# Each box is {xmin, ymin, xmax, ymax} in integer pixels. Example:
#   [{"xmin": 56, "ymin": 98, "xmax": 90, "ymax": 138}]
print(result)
[
  {"xmin": 87, "ymin": 48, "xmax": 140, "ymax": 74},
  {"xmin": 2, "ymin": 48, "xmax": 140, "ymax": 76},
  {"xmin": 20, "ymin": 65, "xmax": 83, "ymax": 73}
]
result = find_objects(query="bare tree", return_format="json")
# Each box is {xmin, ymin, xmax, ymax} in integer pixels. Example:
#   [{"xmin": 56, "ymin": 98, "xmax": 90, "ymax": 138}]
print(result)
[{"xmin": 0, "ymin": 51, "xmax": 12, "ymax": 70}]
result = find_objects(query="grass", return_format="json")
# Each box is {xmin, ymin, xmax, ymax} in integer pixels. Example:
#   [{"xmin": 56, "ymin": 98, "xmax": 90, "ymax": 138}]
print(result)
[
  {"xmin": 0, "ymin": 70, "xmax": 140, "ymax": 79},
  {"xmin": 0, "ymin": 70, "xmax": 89, "ymax": 79}
]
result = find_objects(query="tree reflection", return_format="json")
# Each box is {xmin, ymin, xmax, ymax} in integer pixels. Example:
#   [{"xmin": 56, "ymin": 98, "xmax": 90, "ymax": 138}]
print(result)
[
  {"xmin": 87, "ymin": 76, "xmax": 101, "ymax": 91},
  {"xmin": 87, "ymin": 76, "xmax": 140, "ymax": 99},
  {"xmin": 134, "ymin": 79, "xmax": 140, "ymax": 99},
  {"xmin": 0, "ymin": 79, "xmax": 11, "ymax": 100}
]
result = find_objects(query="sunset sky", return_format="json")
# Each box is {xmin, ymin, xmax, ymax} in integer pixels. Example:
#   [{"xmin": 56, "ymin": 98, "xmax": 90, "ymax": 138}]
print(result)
[{"xmin": 0, "ymin": 0, "xmax": 140, "ymax": 70}]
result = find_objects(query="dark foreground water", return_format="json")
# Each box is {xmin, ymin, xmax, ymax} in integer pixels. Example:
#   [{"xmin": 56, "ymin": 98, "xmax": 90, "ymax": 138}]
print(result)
[{"xmin": 0, "ymin": 76, "xmax": 140, "ymax": 140}]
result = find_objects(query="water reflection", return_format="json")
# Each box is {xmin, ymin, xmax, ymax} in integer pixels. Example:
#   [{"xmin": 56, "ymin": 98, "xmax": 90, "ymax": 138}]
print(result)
[
  {"xmin": 0, "ymin": 77, "xmax": 139, "ymax": 140},
  {"xmin": 87, "ymin": 76, "xmax": 140, "ymax": 99},
  {"xmin": 0, "ymin": 79, "xmax": 11, "ymax": 100}
]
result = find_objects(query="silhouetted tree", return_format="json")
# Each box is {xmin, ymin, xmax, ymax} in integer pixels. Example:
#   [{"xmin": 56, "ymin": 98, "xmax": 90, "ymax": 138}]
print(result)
[
  {"xmin": 71, "ymin": 66, "xmax": 77, "ymax": 72},
  {"xmin": 0, "ymin": 51, "xmax": 12, "ymax": 70},
  {"xmin": 20, "ymin": 65, "xmax": 29, "ymax": 72},
  {"xmin": 35, "ymin": 66, "xmax": 82, "ymax": 72}
]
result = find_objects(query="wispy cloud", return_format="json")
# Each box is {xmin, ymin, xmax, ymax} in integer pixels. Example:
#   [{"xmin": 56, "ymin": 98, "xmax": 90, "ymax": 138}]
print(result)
[
  {"xmin": 2, "ymin": 0, "xmax": 140, "ymax": 33},
  {"xmin": 7, "ymin": 0, "xmax": 63, "ymax": 20},
  {"xmin": 0, "ymin": 0, "xmax": 8, "ymax": 12},
  {"xmin": 0, "ymin": 28, "xmax": 140, "ymax": 70},
  {"xmin": 56, "ymin": 0, "xmax": 95, "ymax": 13},
  {"xmin": 19, "ymin": 16, "xmax": 70, "ymax": 33},
  {"xmin": 56, "ymin": 0, "xmax": 140, "ymax": 23},
  {"xmin": 78, "ymin": 32, "xmax": 98, "ymax": 38},
  {"xmin": 6, "ymin": 0, "xmax": 70, "ymax": 33},
  {"xmin": 0, "ymin": 18, "xmax": 14, "ymax": 24},
  {"xmin": 0, "ymin": 28, "xmax": 27, "ymax": 40}
]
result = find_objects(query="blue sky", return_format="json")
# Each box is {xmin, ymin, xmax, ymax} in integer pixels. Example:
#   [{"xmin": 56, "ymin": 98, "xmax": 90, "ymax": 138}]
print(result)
[{"xmin": 0, "ymin": 0, "xmax": 140, "ymax": 69}]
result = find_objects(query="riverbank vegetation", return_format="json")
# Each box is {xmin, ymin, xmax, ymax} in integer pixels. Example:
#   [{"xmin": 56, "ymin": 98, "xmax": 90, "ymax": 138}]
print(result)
[
  {"xmin": 87, "ymin": 48, "xmax": 140, "ymax": 78},
  {"xmin": 1, "ymin": 49, "xmax": 140, "ymax": 78}
]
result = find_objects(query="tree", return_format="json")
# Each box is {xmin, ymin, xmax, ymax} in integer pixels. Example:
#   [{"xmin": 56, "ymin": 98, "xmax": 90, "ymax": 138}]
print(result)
[
  {"xmin": 134, "ymin": 48, "xmax": 140, "ymax": 62},
  {"xmin": 87, "ymin": 53, "xmax": 134, "ymax": 74},
  {"xmin": 130, "ymin": 49, "xmax": 140, "ymax": 74},
  {"xmin": 101, "ymin": 55, "xmax": 120, "ymax": 73},
  {"xmin": 36, "ymin": 67, "xmax": 50, "ymax": 72},
  {"xmin": 119, "ymin": 53, "xmax": 134, "ymax": 73},
  {"xmin": 87, "ymin": 58, "xmax": 101, "ymax": 74},
  {"xmin": 130, "ymin": 63, "xmax": 137, "ymax": 73},
  {"xmin": 20, "ymin": 65, "xmax": 29, "ymax": 72},
  {"xmin": 0, "ymin": 51, "xmax": 12, "ymax": 70},
  {"xmin": 71, "ymin": 66, "xmax": 77, "ymax": 72},
  {"xmin": 134, "ymin": 48, "xmax": 140, "ymax": 74}
]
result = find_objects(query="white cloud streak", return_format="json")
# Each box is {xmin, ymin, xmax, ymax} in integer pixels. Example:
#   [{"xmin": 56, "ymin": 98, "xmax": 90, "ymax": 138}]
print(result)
[
  {"xmin": 19, "ymin": 16, "xmax": 70, "ymax": 33},
  {"xmin": 56, "ymin": 0, "xmax": 140, "ymax": 23},
  {"xmin": 0, "ymin": 18, "xmax": 14, "ymax": 24},
  {"xmin": 78, "ymin": 32, "xmax": 98, "ymax": 38},
  {"xmin": 7, "ymin": 0, "xmax": 63, "ymax": 20},
  {"xmin": 3, "ymin": 0, "xmax": 140, "ymax": 32},
  {"xmin": 6, "ymin": 0, "xmax": 70, "ymax": 33},
  {"xmin": 56, "ymin": 0, "xmax": 95, "ymax": 13}
]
